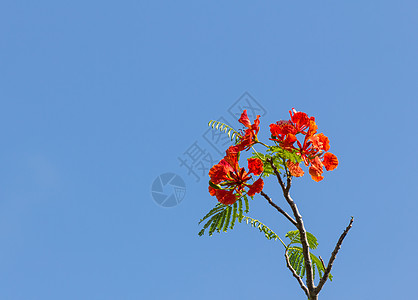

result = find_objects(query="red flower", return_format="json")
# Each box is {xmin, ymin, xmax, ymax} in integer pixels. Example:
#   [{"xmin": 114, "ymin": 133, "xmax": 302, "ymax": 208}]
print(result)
[
  {"xmin": 248, "ymin": 157, "xmax": 264, "ymax": 176},
  {"xmin": 208, "ymin": 159, "xmax": 233, "ymax": 184},
  {"xmin": 290, "ymin": 108, "xmax": 312, "ymax": 134},
  {"xmin": 208, "ymin": 145, "xmax": 264, "ymax": 204},
  {"xmin": 269, "ymin": 121, "xmax": 298, "ymax": 150},
  {"xmin": 271, "ymin": 108, "xmax": 338, "ymax": 182}
]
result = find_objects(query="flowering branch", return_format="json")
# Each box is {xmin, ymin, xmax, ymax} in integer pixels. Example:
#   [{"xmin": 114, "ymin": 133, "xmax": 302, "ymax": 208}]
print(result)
[{"xmin": 201, "ymin": 108, "xmax": 353, "ymax": 300}]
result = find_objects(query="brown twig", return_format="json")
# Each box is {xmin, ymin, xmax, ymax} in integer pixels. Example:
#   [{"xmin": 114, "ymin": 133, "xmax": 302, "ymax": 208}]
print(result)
[
  {"xmin": 266, "ymin": 158, "xmax": 286, "ymax": 191},
  {"xmin": 267, "ymin": 158, "xmax": 316, "ymax": 293},
  {"xmin": 260, "ymin": 191, "xmax": 297, "ymax": 227},
  {"xmin": 285, "ymin": 249, "xmax": 310, "ymax": 298},
  {"xmin": 315, "ymin": 217, "xmax": 354, "ymax": 294}
]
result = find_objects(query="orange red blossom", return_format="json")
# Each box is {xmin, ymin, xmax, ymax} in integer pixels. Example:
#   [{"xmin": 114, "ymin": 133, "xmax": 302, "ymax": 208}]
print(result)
[
  {"xmin": 208, "ymin": 108, "xmax": 338, "ymax": 205},
  {"xmin": 270, "ymin": 108, "xmax": 338, "ymax": 182},
  {"xmin": 208, "ymin": 145, "xmax": 264, "ymax": 205},
  {"xmin": 208, "ymin": 110, "xmax": 264, "ymax": 205}
]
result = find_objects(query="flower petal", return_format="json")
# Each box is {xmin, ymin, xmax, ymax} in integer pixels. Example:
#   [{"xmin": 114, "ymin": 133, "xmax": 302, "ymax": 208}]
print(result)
[
  {"xmin": 247, "ymin": 157, "xmax": 264, "ymax": 175},
  {"xmin": 238, "ymin": 110, "xmax": 251, "ymax": 128},
  {"xmin": 307, "ymin": 119, "xmax": 318, "ymax": 138},
  {"xmin": 215, "ymin": 189, "xmax": 237, "ymax": 205},
  {"xmin": 323, "ymin": 152, "xmax": 338, "ymax": 171},
  {"xmin": 310, "ymin": 133, "xmax": 330, "ymax": 151},
  {"xmin": 286, "ymin": 160, "xmax": 305, "ymax": 177},
  {"xmin": 309, "ymin": 156, "xmax": 324, "ymax": 182},
  {"xmin": 247, "ymin": 178, "xmax": 264, "ymax": 196},
  {"xmin": 309, "ymin": 166, "xmax": 324, "ymax": 182},
  {"xmin": 290, "ymin": 109, "xmax": 310, "ymax": 133},
  {"xmin": 208, "ymin": 186, "xmax": 216, "ymax": 196},
  {"xmin": 209, "ymin": 164, "xmax": 226, "ymax": 184}
]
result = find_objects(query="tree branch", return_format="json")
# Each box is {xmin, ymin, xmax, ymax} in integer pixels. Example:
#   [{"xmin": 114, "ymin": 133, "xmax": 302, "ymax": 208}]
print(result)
[
  {"xmin": 283, "ymin": 193, "xmax": 316, "ymax": 293},
  {"xmin": 266, "ymin": 158, "xmax": 286, "ymax": 191},
  {"xmin": 285, "ymin": 249, "xmax": 310, "ymax": 298},
  {"xmin": 267, "ymin": 158, "xmax": 316, "ymax": 293},
  {"xmin": 315, "ymin": 217, "xmax": 354, "ymax": 294},
  {"xmin": 260, "ymin": 191, "xmax": 297, "ymax": 227}
]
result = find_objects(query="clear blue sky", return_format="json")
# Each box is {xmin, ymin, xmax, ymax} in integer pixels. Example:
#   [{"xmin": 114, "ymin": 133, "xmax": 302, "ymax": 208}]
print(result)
[{"xmin": 1, "ymin": 1, "xmax": 417, "ymax": 299}]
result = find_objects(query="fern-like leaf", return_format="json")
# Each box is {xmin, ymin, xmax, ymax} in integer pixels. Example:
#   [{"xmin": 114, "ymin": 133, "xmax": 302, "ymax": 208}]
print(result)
[
  {"xmin": 285, "ymin": 230, "xmax": 319, "ymax": 249},
  {"xmin": 287, "ymin": 246, "xmax": 332, "ymax": 281},
  {"xmin": 223, "ymin": 206, "xmax": 232, "ymax": 232},
  {"xmin": 198, "ymin": 203, "xmax": 224, "ymax": 225},
  {"xmin": 244, "ymin": 195, "xmax": 249, "ymax": 213},
  {"xmin": 285, "ymin": 230, "xmax": 332, "ymax": 281},
  {"xmin": 208, "ymin": 120, "xmax": 239, "ymax": 142},
  {"xmin": 241, "ymin": 216, "xmax": 286, "ymax": 246},
  {"xmin": 238, "ymin": 199, "xmax": 243, "ymax": 222},
  {"xmin": 198, "ymin": 197, "xmax": 252, "ymax": 236},
  {"xmin": 268, "ymin": 146, "xmax": 302, "ymax": 164},
  {"xmin": 230, "ymin": 202, "xmax": 238, "ymax": 229}
]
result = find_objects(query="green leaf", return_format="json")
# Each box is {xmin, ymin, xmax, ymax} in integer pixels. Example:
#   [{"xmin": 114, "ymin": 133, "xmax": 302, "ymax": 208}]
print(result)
[
  {"xmin": 217, "ymin": 208, "xmax": 227, "ymax": 231},
  {"xmin": 209, "ymin": 213, "xmax": 221, "ymax": 236},
  {"xmin": 244, "ymin": 195, "xmax": 249, "ymax": 213},
  {"xmin": 241, "ymin": 216, "xmax": 286, "ymax": 245},
  {"xmin": 268, "ymin": 146, "xmax": 302, "ymax": 164},
  {"xmin": 198, "ymin": 203, "xmax": 224, "ymax": 225},
  {"xmin": 285, "ymin": 230, "xmax": 319, "ymax": 249},
  {"xmin": 286, "ymin": 247, "xmax": 332, "ymax": 281},
  {"xmin": 223, "ymin": 206, "xmax": 232, "ymax": 232},
  {"xmin": 285, "ymin": 230, "xmax": 333, "ymax": 282},
  {"xmin": 198, "ymin": 213, "xmax": 221, "ymax": 236},
  {"xmin": 208, "ymin": 120, "xmax": 239, "ymax": 142},
  {"xmin": 230, "ymin": 202, "xmax": 238, "ymax": 229},
  {"xmin": 238, "ymin": 199, "xmax": 243, "ymax": 222},
  {"xmin": 198, "ymin": 197, "xmax": 252, "ymax": 236}
]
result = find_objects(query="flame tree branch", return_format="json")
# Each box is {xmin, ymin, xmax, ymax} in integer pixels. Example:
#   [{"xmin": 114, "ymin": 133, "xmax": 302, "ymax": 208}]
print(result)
[
  {"xmin": 267, "ymin": 158, "xmax": 316, "ymax": 296},
  {"xmin": 260, "ymin": 191, "xmax": 297, "ymax": 227}
]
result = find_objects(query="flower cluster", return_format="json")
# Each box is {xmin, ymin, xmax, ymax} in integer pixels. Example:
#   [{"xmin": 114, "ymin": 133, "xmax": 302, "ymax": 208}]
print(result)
[
  {"xmin": 208, "ymin": 111, "xmax": 264, "ymax": 205},
  {"xmin": 269, "ymin": 108, "xmax": 338, "ymax": 182}
]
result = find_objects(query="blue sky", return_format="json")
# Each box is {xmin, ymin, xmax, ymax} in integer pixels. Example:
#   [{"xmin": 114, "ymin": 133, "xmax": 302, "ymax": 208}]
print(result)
[{"xmin": 1, "ymin": 1, "xmax": 418, "ymax": 299}]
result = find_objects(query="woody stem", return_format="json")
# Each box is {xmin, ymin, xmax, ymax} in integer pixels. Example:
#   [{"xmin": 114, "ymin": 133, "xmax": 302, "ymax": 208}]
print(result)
[
  {"xmin": 260, "ymin": 191, "xmax": 297, "ymax": 227},
  {"xmin": 267, "ymin": 158, "xmax": 316, "ymax": 297}
]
